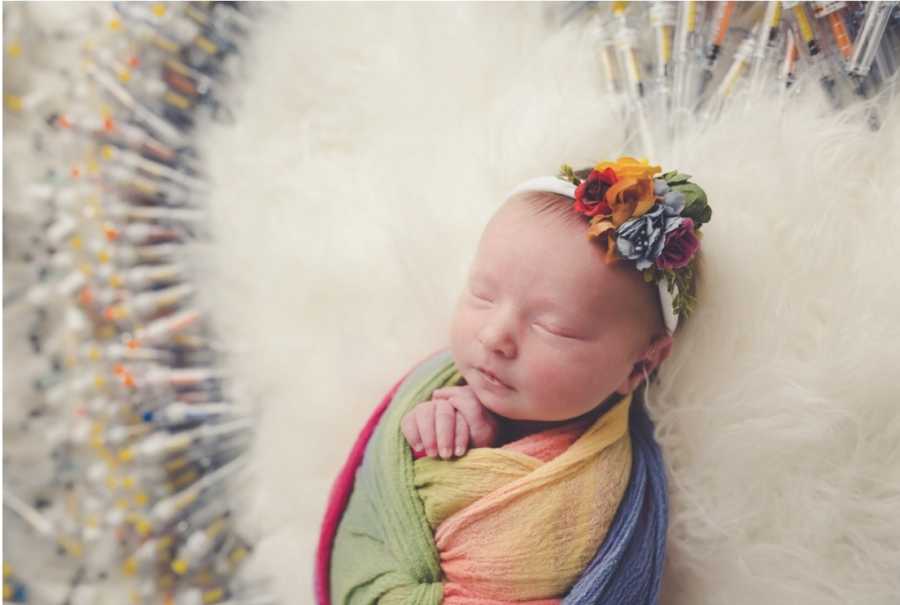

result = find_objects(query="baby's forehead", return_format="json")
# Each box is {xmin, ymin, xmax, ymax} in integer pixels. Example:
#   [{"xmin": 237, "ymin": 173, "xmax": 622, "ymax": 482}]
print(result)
[
  {"xmin": 478, "ymin": 202, "xmax": 602, "ymax": 266},
  {"xmin": 473, "ymin": 212, "xmax": 639, "ymax": 307}
]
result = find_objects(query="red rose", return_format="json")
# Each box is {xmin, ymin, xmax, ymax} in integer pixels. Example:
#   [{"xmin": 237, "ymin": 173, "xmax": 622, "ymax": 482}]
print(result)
[
  {"xmin": 656, "ymin": 218, "xmax": 700, "ymax": 270},
  {"xmin": 573, "ymin": 167, "xmax": 617, "ymax": 217}
]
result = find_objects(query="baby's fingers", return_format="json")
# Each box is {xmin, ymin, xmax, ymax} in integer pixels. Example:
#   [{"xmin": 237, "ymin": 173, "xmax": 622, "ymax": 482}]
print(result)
[
  {"xmin": 454, "ymin": 413, "xmax": 469, "ymax": 457},
  {"xmin": 401, "ymin": 410, "xmax": 423, "ymax": 453},
  {"xmin": 434, "ymin": 399, "xmax": 456, "ymax": 459},
  {"xmin": 414, "ymin": 402, "xmax": 438, "ymax": 457}
]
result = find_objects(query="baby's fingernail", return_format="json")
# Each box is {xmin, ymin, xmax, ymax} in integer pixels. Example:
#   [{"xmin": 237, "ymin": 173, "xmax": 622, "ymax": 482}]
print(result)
[
  {"xmin": 412, "ymin": 442, "xmax": 423, "ymax": 452},
  {"xmin": 426, "ymin": 447, "xmax": 437, "ymax": 457},
  {"xmin": 439, "ymin": 448, "xmax": 450, "ymax": 459},
  {"xmin": 455, "ymin": 446, "xmax": 464, "ymax": 456}
]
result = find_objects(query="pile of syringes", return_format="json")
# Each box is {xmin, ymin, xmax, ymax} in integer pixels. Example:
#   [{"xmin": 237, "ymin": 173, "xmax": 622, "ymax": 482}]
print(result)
[
  {"xmin": 3, "ymin": 3, "xmax": 275, "ymax": 605},
  {"xmin": 582, "ymin": 1, "xmax": 899, "ymax": 156}
]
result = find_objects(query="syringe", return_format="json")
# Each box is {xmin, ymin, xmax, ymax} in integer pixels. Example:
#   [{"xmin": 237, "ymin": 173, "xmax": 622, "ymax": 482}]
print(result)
[
  {"xmin": 118, "ymin": 419, "xmax": 250, "ymax": 464},
  {"xmin": 170, "ymin": 513, "xmax": 231, "ymax": 575},
  {"xmin": 591, "ymin": 14, "xmax": 623, "ymax": 96},
  {"xmin": 671, "ymin": 0, "xmax": 708, "ymax": 140},
  {"xmin": 649, "ymin": 2, "xmax": 677, "ymax": 131},
  {"xmin": 847, "ymin": 0, "xmax": 897, "ymax": 80},
  {"xmin": 611, "ymin": 1, "xmax": 656, "ymax": 156},
  {"xmin": 128, "ymin": 308, "xmax": 203, "ymax": 347},
  {"xmin": 696, "ymin": 0, "xmax": 738, "ymax": 104},
  {"xmin": 104, "ymin": 284, "xmax": 195, "ymax": 323},
  {"xmin": 783, "ymin": 1, "xmax": 841, "ymax": 108},
  {"xmin": 748, "ymin": 1, "xmax": 784, "ymax": 98},
  {"xmin": 704, "ymin": 22, "xmax": 761, "ymax": 121},
  {"xmin": 142, "ymin": 402, "xmax": 237, "ymax": 428}
]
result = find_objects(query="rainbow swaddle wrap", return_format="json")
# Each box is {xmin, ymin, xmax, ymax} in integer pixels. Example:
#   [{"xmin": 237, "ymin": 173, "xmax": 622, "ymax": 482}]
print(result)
[{"xmin": 315, "ymin": 348, "xmax": 669, "ymax": 604}]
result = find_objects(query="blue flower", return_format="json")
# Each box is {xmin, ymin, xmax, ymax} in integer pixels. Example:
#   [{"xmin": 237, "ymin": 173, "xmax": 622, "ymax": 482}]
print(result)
[
  {"xmin": 661, "ymin": 191, "xmax": 685, "ymax": 216},
  {"xmin": 615, "ymin": 205, "xmax": 669, "ymax": 270},
  {"xmin": 653, "ymin": 178, "xmax": 685, "ymax": 215},
  {"xmin": 653, "ymin": 178, "xmax": 669, "ymax": 196}
]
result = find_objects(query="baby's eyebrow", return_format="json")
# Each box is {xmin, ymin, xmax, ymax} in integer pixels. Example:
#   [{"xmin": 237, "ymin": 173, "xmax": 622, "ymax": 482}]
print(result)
[
  {"xmin": 531, "ymin": 293, "xmax": 591, "ymax": 319},
  {"xmin": 471, "ymin": 268, "xmax": 604, "ymax": 319}
]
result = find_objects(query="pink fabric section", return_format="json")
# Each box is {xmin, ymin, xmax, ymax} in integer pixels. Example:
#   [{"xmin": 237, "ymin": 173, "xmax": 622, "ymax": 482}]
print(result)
[
  {"xmin": 314, "ymin": 348, "xmax": 444, "ymax": 605},
  {"xmin": 499, "ymin": 416, "xmax": 595, "ymax": 463},
  {"xmin": 442, "ymin": 585, "xmax": 561, "ymax": 605}
]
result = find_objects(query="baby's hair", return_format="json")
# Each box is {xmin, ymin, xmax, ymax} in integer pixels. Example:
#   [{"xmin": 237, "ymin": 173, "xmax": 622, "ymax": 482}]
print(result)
[{"xmin": 507, "ymin": 188, "xmax": 585, "ymax": 231}]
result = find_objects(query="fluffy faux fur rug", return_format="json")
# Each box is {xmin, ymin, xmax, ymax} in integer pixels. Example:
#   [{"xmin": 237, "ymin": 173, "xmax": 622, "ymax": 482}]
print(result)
[{"xmin": 196, "ymin": 4, "xmax": 900, "ymax": 603}]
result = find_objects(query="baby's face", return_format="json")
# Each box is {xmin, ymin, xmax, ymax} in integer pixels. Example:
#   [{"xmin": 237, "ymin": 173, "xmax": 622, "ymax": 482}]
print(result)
[{"xmin": 450, "ymin": 198, "xmax": 661, "ymax": 422}]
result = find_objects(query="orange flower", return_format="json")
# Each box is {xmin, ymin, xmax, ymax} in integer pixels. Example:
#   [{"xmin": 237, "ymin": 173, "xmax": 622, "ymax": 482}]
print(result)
[
  {"xmin": 594, "ymin": 156, "xmax": 661, "ymax": 181},
  {"xmin": 586, "ymin": 217, "xmax": 621, "ymax": 265},
  {"xmin": 604, "ymin": 176, "xmax": 656, "ymax": 226}
]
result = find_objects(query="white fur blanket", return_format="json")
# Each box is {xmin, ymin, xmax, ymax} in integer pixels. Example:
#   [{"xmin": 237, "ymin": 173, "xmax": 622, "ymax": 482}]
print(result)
[{"xmin": 196, "ymin": 4, "xmax": 900, "ymax": 603}]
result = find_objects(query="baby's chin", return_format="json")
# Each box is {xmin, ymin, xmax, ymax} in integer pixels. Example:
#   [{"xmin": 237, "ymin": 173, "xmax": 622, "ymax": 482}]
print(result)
[
  {"xmin": 465, "ymin": 379, "xmax": 515, "ymax": 415},
  {"xmin": 462, "ymin": 368, "xmax": 550, "ymax": 421},
  {"xmin": 469, "ymin": 385, "xmax": 539, "ymax": 422}
]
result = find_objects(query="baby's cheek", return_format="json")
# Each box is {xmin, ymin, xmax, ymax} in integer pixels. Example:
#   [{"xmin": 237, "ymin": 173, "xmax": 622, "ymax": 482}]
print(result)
[
  {"xmin": 449, "ymin": 308, "xmax": 473, "ymax": 353},
  {"xmin": 526, "ymin": 358, "xmax": 570, "ymax": 400},
  {"xmin": 529, "ymin": 354, "xmax": 604, "ymax": 406}
]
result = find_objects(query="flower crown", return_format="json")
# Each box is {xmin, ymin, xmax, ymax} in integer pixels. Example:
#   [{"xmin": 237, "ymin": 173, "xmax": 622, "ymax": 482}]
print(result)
[
  {"xmin": 510, "ymin": 157, "xmax": 711, "ymax": 333},
  {"xmin": 561, "ymin": 156, "xmax": 711, "ymax": 327}
]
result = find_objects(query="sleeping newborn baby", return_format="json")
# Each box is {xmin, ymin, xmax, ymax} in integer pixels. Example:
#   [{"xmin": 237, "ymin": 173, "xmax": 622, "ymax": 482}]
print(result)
[
  {"xmin": 321, "ymin": 157, "xmax": 711, "ymax": 605},
  {"xmin": 401, "ymin": 184, "xmax": 673, "ymax": 460}
]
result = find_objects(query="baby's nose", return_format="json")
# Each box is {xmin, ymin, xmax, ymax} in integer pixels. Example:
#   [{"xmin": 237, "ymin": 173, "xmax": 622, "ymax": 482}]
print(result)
[{"xmin": 477, "ymin": 317, "xmax": 516, "ymax": 357}]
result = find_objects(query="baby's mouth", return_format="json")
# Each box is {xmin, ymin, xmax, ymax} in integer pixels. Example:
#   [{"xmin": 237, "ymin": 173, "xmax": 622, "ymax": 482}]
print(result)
[{"xmin": 476, "ymin": 366, "xmax": 513, "ymax": 390}]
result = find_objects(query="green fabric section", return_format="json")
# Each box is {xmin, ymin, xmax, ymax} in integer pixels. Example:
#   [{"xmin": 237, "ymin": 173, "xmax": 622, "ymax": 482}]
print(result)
[{"xmin": 330, "ymin": 350, "xmax": 464, "ymax": 605}]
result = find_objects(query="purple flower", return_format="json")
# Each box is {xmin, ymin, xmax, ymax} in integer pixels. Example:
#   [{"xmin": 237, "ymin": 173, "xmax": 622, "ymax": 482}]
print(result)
[{"xmin": 656, "ymin": 217, "xmax": 700, "ymax": 270}]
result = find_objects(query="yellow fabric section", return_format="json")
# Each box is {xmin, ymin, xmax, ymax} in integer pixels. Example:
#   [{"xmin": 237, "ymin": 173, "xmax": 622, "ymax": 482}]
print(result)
[{"xmin": 413, "ymin": 392, "xmax": 634, "ymax": 603}]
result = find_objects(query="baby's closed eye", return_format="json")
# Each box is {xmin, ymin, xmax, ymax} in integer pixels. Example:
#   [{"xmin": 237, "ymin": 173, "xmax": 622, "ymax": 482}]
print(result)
[
  {"xmin": 468, "ymin": 288, "xmax": 492, "ymax": 303},
  {"xmin": 533, "ymin": 321, "xmax": 579, "ymax": 340}
]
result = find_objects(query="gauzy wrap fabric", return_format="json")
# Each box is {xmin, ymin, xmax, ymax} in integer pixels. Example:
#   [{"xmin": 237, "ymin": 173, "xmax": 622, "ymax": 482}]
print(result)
[
  {"xmin": 415, "ymin": 389, "xmax": 632, "ymax": 604},
  {"xmin": 315, "ymin": 348, "xmax": 669, "ymax": 605}
]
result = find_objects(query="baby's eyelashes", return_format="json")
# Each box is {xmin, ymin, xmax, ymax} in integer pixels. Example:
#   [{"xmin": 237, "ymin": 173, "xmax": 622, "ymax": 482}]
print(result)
[{"xmin": 533, "ymin": 322, "xmax": 578, "ymax": 339}]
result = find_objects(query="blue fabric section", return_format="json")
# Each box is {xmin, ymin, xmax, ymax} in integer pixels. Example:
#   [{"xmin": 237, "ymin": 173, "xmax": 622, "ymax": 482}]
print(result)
[{"xmin": 563, "ymin": 395, "xmax": 669, "ymax": 605}]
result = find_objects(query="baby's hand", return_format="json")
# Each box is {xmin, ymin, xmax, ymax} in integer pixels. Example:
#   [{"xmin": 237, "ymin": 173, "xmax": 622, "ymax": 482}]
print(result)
[{"xmin": 401, "ymin": 385, "xmax": 500, "ymax": 459}]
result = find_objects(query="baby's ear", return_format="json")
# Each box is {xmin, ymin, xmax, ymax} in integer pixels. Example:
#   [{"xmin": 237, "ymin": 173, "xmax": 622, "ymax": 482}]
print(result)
[
  {"xmin": 616, "ymin": 334, "xmax": 673, "ymax": 395},
  {"xmin": 649, "ymin": 334, "xmax": 673, "ymax": 368},
  {"xmin": 616, "ymin": 360, "xmax": 650, "ymax": 395}
]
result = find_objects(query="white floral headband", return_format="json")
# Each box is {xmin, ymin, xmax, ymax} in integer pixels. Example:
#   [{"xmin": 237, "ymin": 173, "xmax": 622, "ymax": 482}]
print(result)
[{"xmin": 508, "ymin": 157, "xmax": 712, "ymax": 335}]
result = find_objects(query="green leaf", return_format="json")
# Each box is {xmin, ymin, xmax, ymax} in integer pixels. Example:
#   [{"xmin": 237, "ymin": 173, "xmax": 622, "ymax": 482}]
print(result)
[
  {"xmin": 673, "ymin": 183, "xmax": 711, "ymax": 226},
  {"xmin": 682, "ymin": 202, "xmax": 712, "ymax": 225},
  {"xmin": 663, "ymin": 270, "xmax": 677, "ymax": 293},
  {"xmin": 672, "ymin": 183, "xmax": 706, "ymax": 206},
  {"xmin": 558, "ymin": 164, "xmax": 582, "ymax": 186},
  {"xmin": 669, "ymin": 262, "xmax": 699, "ymax": 320},
  {"xmin": 662, "ymin": 170, "xmax": 692, "ymax": 185}
]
